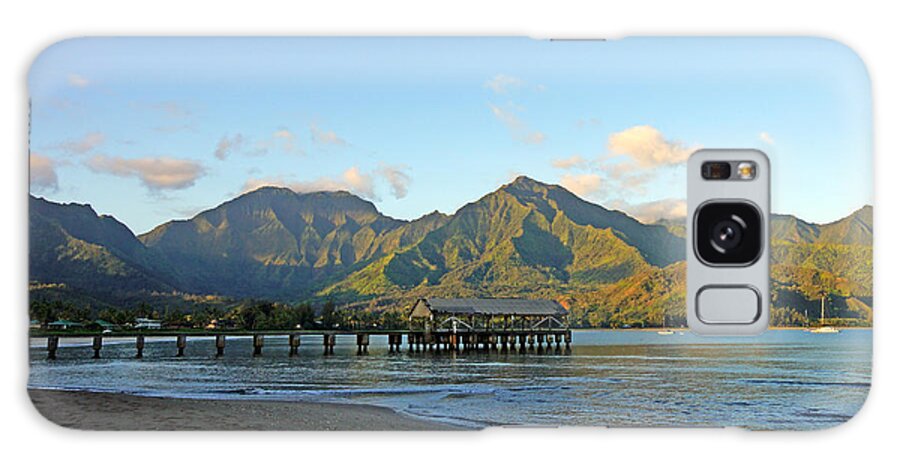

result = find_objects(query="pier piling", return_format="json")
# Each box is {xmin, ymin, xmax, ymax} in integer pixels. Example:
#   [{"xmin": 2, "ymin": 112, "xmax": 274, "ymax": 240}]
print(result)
[
  {"xmin": 356, "ymin": 333, "xmax": 369, "ymax": 355},
  {"xmin": 176, "ymin": 334, "xmax": 187, "ymax": 357},
  {"xmin": 323, "ymin": 334, "xmax": 335, "ymax": 355},
  {"xmin": 47, "ymin": 335, "xmax": 59, "ymax": 360},
  {"xmin": 135, "ymin": 335, "xmax": 145, "ymax": 358},
  {"xmin": 289, "ymin": 333, "xmax": 300, "ymax": 356},
  {"xmin": 215, "ymin": 334, "xmax": 226, "ymax": 357},
  {"xmin": 92, "ymin": 335, "xmax": 102, "ymax": 359},
  {"xmin": 253, "ymin": 334, "xmax": 264, "ymax": 356}
]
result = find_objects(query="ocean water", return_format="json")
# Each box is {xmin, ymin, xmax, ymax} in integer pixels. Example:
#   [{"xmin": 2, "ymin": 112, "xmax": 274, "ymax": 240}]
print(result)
[{"xmin": 28, "ymin": 329, "xmax": 872, "ymax": 430}]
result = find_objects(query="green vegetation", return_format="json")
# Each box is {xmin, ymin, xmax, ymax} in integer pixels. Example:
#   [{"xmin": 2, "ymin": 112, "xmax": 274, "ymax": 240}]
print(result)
[
  {"xmin": 28, "ymin": 178, "xmax": 873, "ymax": 328},
  {"xmin": 29, "ymin": 297, "xmax": 408, "ymax": 333}
]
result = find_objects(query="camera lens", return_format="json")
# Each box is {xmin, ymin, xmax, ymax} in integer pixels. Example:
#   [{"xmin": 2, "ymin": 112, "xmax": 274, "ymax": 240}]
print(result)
[
  {"xmin": 710, "ymin": 218, "xmax": 743, "ymax": 251},
  {"xmin": 701, "ymin": 161, "xmax": 732, "ymax": 180},
  {"xmin": 694, "ymin": 202, "xmax": 762, "ymax": 265}
]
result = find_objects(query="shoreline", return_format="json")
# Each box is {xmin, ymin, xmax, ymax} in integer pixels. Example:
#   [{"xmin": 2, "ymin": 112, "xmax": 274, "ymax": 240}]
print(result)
[{"xmin": 28, "ymin": 388, "xmax": 467, "ymax": 431}]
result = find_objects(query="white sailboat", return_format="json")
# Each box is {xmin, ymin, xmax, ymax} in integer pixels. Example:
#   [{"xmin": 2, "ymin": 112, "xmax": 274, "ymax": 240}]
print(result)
[
  {"xmin": 810, "ymin": 296, "xmax": 840, "ymax": 334},
  {"xmin": 657, "ymin": 314, "xmax": 674, "ymax": 335}
]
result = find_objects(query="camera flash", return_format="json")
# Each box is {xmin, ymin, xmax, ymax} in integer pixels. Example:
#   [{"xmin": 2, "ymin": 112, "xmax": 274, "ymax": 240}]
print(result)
[{"xmin": 737, "ymin": 162, "xmax": 756, "ymax": 180}]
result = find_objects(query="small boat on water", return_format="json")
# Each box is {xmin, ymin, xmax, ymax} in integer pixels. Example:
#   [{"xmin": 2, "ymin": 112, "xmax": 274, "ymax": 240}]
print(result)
[
  {"xmin": 809, "ymin": 296, "xmax": 840, "ymax": 334},
  {"xmin": 657, "ymin": 315, "xmax": 674, "ymax": 335},
  {"xmin": 810, "ymin": 326, "xmax": 840, "ymax": 334}
]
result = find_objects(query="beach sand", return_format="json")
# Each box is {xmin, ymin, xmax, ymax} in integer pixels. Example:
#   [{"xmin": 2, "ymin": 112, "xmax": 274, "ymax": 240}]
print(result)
[{"xmin": 28, "ymin": 389, "xmax": 464, "ymax": 431}]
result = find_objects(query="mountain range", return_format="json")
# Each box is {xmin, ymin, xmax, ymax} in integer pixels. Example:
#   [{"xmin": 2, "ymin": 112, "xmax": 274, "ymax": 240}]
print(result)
[{"xmin": 28, "ymin": 176, "xmax": 873, "ymax": 326}]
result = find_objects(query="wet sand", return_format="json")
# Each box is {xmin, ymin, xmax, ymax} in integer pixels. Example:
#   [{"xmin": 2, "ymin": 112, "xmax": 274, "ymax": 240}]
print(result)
[{"xmin": 28, "ymin": 389, "xmax": 464, "ymax": 431}]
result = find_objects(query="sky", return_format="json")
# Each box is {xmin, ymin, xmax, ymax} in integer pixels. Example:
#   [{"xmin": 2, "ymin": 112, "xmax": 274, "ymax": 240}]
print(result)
[{"xmin": 28, "ymin": 37, "xmax": 872, "ymax": 235}]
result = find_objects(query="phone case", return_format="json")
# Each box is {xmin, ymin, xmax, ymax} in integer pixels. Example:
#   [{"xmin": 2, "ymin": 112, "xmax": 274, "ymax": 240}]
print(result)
[{"xmin": 27, "ymin": 37, "xmax": 872, "ymax": 431}]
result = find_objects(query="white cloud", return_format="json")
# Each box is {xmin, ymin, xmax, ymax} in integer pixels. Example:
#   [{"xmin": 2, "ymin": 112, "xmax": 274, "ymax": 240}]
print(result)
[
  {"xmin": 214, "ymin": 134, "xmax": 243, "ymax": 160},
  {"xmin": 242, "ymin": 166, "xmax": 376, "ymax": 200},
  {"xmin": 67, "ymin": 74, "xmax": 89, "ymax": 88},
  {"xmin": 377, "ymin": 163, "xmax": 412, "ymax": 199},
  {"xmin": 85, "ymin": 155, "xmax": 206, "ymax": 190},
  {"xmin": 29, "ymin": 153, "xmax": 58, "ymax": 191},
  {"xmin": 241, "ymin": 176, "xmax": 295, "ymax": 193},
  {"xmin": 607, "ymin": 125, "xmax": 696, "ymax": 168},
  {"xmin": 616, "ymin": 198, "xmax": 687, "ymax": 224},
  {"xmin": 485, "ymin": 74, "xmax": 524, "ymax": 94},
  {"xmin": 242, "ymin": 164, "xmax": 412, "ymax": 200},
  {"xmin": 759, "ymin": 132, "xmax": 775, "ymax": 145},
  {"xmin": 552, "ymin": 155, "xmax": 589, "ymax": 170},
  {"xmin": 341, "ymin": 166, "xmax": 376, "ymax": 198},
  {"xmin": 560, "ymin": 173, "xmax": 604, "ymax": 198},
  {"xmin": 310, "ymin": 124, "xmax": 347, "ymax": 146},
  {"xmin": 57, "ymin": 132, "xmax": 105, "ymax": 155},
  {"xmin": 488, "ymin": 104, "xmax": 545, "ymax": 145}
]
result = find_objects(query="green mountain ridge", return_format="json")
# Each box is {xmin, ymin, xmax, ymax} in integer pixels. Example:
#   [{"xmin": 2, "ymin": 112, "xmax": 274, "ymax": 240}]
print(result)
[
  {"xmin": 28, "ymin": 178, "xmax": 873, "ymax": 327},
  {"xmin": 29, "ymin": 196, "xmax": 174, "ymax": 298},
  {"xmin": 325, "ymin": 176, "xmax": 679, "ymax": 300},
  {"xmin": 772, "ymin": 205, "xmax": 872, "ymax": 246},
  {"xmin": 136, "ymin": 187, "xmax": 450, "ymax": 299}
]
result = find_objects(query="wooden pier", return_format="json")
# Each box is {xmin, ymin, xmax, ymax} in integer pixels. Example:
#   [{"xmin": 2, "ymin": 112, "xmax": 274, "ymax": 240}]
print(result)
[
  {"xmin": 34, "ymin": 328, "xmax": 572, "ymax": 359},
  {"xmin": 33, "ymin": 297, "xmax": 574, "ymax": 360}
]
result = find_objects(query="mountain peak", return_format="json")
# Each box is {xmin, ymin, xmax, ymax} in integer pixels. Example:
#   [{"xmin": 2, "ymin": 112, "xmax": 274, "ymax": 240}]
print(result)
[
  {"xmin": 30, "ymin": 195, "xmax": 98, "ymax": 216},
  {"xmin": 415, "ymin": 210, "xmax": 450, "ymax": 221},
  {"xmin": 505, "ymin": 175, "xmax": 549, "ymax": 190}
]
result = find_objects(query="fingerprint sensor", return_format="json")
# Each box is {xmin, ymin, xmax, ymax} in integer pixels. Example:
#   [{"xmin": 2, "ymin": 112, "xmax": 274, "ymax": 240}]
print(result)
[{"xmin": 696, "ymin": 286, "xmax": 761, "ymax": 324}]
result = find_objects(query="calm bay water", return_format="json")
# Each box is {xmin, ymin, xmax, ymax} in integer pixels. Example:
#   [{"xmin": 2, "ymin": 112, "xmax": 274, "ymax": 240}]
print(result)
[{"xmin": 28, "ymin": 329, "xmax": 871, "ymax": 430}]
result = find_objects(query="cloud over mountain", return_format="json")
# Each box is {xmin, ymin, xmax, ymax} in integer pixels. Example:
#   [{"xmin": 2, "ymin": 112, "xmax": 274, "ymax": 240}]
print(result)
[
  {"xmin": 243, "ymin": 164, "xmax": 414, "ymax": 201},
  {"xmin": 86, "ymin": 155, "xmax": 206, "ymax": 190},
  {"xmin": 560, "ymin": 173, "xmax": 603, "ymax": 198},
  {"xmin": 616, "ymin": 198, "xmax": 688, "ymax": 223},
  {"xmin": 242, "ymin": 166, "xmax": 376, "ymax": 199},
  {"xmin": 607, "ymin": 125, "xmax": 696, "ymax": 168},
  {"xmin": 377, "ymin": 163, "xmax": 412, "ymax": 199},
  {"xmin": 29, "ymin": 153, "xmax": 58, "ymax": 192}
]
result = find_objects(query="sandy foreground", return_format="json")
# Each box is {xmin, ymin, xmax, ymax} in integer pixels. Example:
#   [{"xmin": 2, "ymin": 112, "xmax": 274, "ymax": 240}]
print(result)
[{"xmin": 29, "ymin": 389, "xmax": 465, "ymax": 431}]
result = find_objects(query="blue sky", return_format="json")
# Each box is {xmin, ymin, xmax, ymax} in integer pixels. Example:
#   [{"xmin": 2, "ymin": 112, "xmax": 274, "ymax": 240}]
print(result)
[{"xmin": 28, "ymin": 37, "xmax": 872, "ymax": 234}]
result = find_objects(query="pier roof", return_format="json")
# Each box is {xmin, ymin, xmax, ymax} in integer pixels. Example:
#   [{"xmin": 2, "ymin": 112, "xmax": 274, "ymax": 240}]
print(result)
[{"xmin": 410, "ymin": 298, "xmax": 567, "ymax": 318}]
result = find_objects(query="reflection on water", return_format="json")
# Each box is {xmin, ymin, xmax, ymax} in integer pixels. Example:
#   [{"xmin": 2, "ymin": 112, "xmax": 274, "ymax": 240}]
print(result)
[{"xmin": 28, "ymin": 329, "xmax": 871, "ymax": 430}]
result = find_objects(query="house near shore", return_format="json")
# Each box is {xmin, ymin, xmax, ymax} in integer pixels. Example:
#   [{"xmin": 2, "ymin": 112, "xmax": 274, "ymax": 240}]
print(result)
[
  {"xmin": 94, "ymin": 320, "xmax": 119, "ymax": 331},
  {"xmin": 409, "ymin": 298, "xmax": 568, "ymax": 332},
  {"xmin": 48, "ymin": 319, "xmax": 83, "ymax": 330},
  {"xmin": 134, "ymin": 318, "xmax": 162, "ymax": 330}
]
